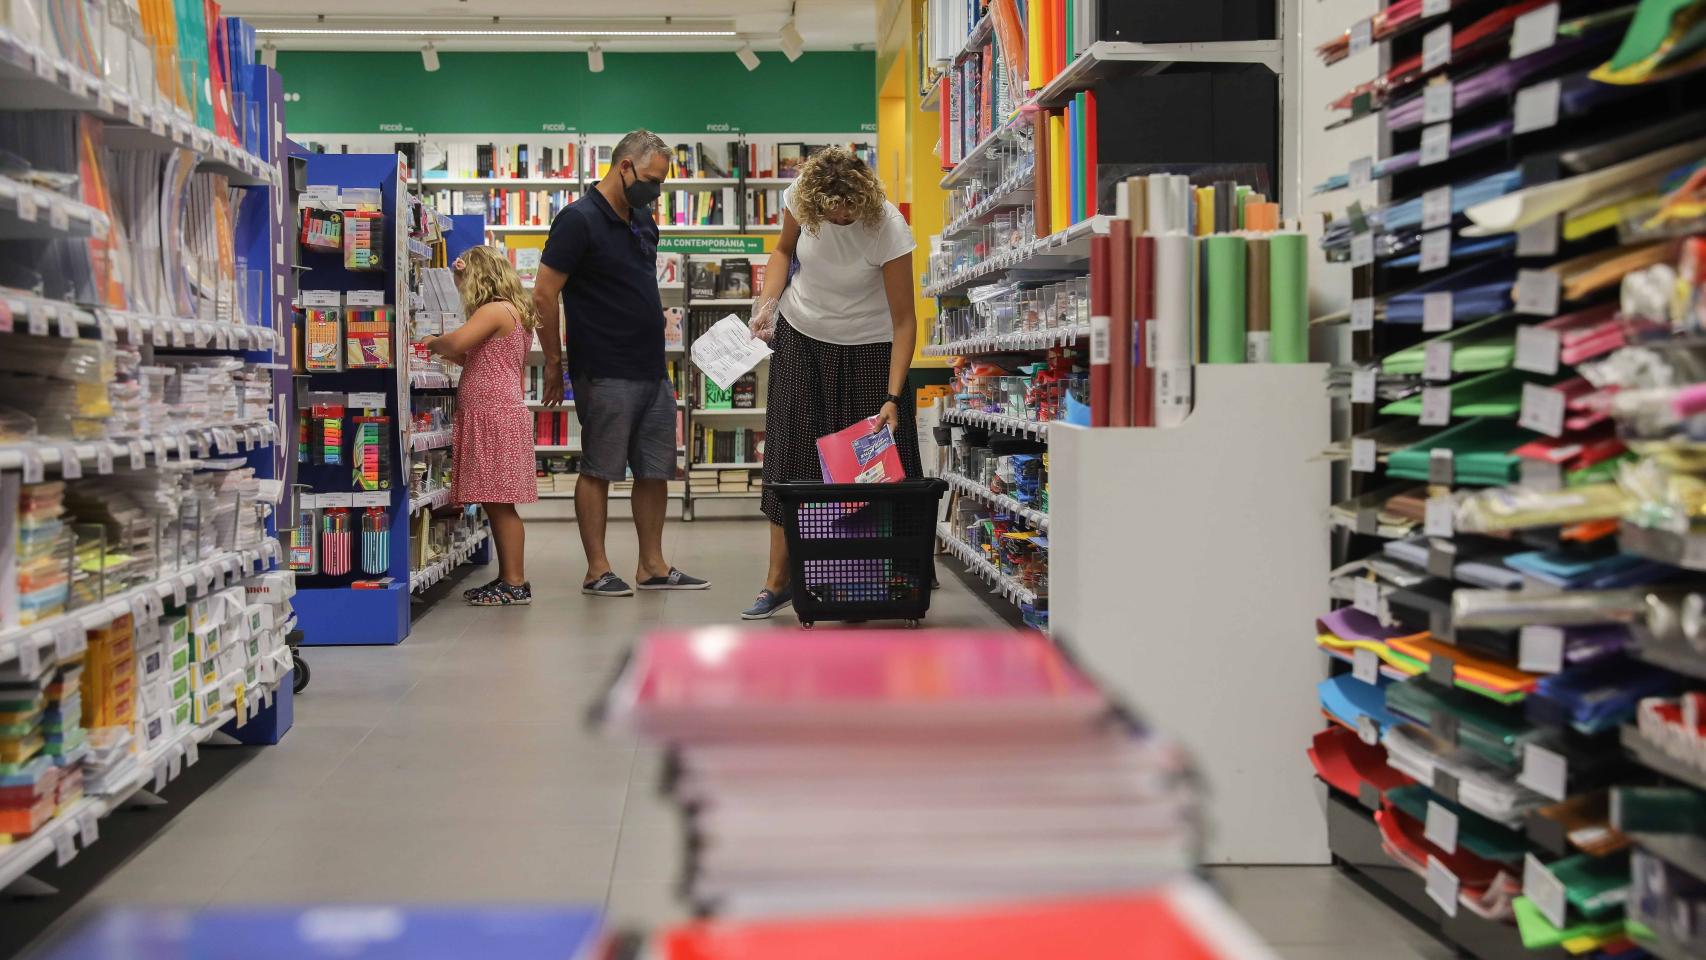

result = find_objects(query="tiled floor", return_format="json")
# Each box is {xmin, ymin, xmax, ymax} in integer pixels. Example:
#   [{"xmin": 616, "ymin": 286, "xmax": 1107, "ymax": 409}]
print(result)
[{"xmin": 58, "ymin": 519, "xmax": 1449, "ymax": 958}]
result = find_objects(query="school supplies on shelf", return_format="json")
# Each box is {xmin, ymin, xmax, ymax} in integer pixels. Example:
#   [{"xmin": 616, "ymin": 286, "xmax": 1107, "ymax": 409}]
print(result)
[
  {"xmin": 361, "ymin": 508, "xmax": 390, "ymax": 576},
  {"xmin": 320, "ymin": 509, "xmax": 351, "ymax": 576},
  {"xmin": 344, "ymin": 307, "xmax": 394, "ymax": 368}
]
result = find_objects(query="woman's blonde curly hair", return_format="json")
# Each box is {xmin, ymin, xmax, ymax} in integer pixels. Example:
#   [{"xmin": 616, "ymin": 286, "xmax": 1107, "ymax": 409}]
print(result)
[
  {"xmin": 452, "ymin": 245, "xmax": 539, "ymax": 330},
  {"xmin": 790, "ymin": 146, "xmax": 887, "ymax": 234}
]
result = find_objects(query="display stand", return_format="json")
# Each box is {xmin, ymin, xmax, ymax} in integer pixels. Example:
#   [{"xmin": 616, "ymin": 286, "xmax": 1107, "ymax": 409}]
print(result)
[
  {"xmin": 290, "ymin": 153, "xmax": 412, "ymax": 646},
  {"xmin": 1049, "ymin": 364, "xmax": 1330, "ymax": 863},
  {"xmin": 681, "ymin": 254, "xmax": 768, "ymax": 520}
]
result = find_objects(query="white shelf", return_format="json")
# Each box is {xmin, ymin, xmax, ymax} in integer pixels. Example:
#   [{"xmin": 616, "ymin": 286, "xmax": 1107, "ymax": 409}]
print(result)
[
  {"xmin": 690, "ymin": 299, "xmax": 756, "ymax": 307},
  {"xmin": 0, "ymin": 29, "xmax": 277, "ymax": 187},
  {"xmin": 693, "ymin": 406, "xmax": 766, "ymax": 417},
  {"xmin": 939, "ymin": 407, "xmax": 1053, "ymax": 439},
  {"xmin": 922, "ymin": 216, "xmax": 1108, "ymax": 297},
  {"xmin": 936, "ymin": 522, "xmax": 1039, "ymax": 606},
  {"xmin": 941, "ymin": 167, "xmax": 1036, "ymax": 239},
  {"xmin": 0, "ymin": 292, "xmax": 283, "ymax": 353},
  {"xmin": 409, "ymin": 486, "xmax": 453, "ymax": 514},
  {"xmin": 409, "ymin": 527, "xmax": 490, "ymax": 593},
  {"xmin": 410, "ymin": 429, "xmax": 453, "ymax": 453},
  {"xmin": 942, "ymin": 471, "xmax": 1049, "ymax": 531},
  {"xmin": 409, "ymin": 370, "xmax": 455, "ymax": 390},
  {"xmin": 939, "ymin": 108, "xmax": 1034, "ymax": 190},
  {"xmin": 692, "ymin": 490, "xmax": 763, "ymax": 499},
  {"xmin": 420, "ymin": 177, "xmax": 580, "ymax": 190},
  {"xmin": 0, "ymin": 174, "xmax": 109, "ymax": 240},
  {"xmin": 0, "ymin": 419, "xmax": 280, "ymax": 474},
  {"xmin": 692, "ymin": 462, "xmax": 762, "ymax": 471},
  {"xmin": 0, "ymin": 540, "xmax": 282, "ymax": 670},
  {"xmin": 924, "ymin": 322, "xmax": 1090, "ymax": 357},
  {"xmin": 1031, "ymin": 40, "xmax": 1283, "ymax": 108}
]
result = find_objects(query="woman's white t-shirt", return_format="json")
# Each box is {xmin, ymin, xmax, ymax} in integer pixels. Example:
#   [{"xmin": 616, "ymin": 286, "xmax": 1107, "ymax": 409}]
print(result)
[{"xmin": 778, "ymin": 182, "xmax": 917, "ymax": 346}]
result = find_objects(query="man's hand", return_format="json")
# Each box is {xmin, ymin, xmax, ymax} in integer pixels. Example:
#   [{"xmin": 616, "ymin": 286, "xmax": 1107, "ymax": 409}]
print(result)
[
  {"xmin": 748, "ymin": 297, "xmax": 779, "ymax": 342},
  {"xmin": 542, "ymin": 359, "xmax": 565, "ymax": 406},
  {"xmin": 875, "ymin": 401, "xmax": 900, "ymax": 435}
]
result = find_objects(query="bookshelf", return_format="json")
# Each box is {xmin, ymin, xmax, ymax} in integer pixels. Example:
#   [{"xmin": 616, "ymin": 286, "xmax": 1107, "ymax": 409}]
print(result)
[{"xmin": 680, "ymin": 254, "xmax": 770, "ymax": 514}]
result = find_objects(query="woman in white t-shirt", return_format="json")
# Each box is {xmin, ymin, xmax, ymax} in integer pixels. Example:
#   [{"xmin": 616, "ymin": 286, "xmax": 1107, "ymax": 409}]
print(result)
[{"xmin": 739, "ymin": 146, "xmax": 922, "ymax": 620}]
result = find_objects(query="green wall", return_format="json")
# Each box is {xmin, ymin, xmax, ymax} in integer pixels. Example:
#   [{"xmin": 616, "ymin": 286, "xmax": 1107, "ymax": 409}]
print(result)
[{"xmin": 278, "ymin": 50, "xmax": 878, "ymax": 135}]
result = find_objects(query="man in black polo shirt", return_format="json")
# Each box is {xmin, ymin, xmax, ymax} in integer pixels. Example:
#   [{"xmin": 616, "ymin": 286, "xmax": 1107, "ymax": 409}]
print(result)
[{"xmin": 532, "ymin": 129, "xmax": 708, "ymax": 598}]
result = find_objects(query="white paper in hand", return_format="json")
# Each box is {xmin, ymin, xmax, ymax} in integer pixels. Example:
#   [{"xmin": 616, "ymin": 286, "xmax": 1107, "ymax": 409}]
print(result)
[{"xmin": 691, "ymin": 315, "xmax": 774, "ymax": 392}]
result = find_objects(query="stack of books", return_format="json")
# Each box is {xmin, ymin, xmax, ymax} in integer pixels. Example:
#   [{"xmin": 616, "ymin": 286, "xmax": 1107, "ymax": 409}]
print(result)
[{"xmin": 601, "ymin": 628, "xmax": 1201, "ymax": 917}]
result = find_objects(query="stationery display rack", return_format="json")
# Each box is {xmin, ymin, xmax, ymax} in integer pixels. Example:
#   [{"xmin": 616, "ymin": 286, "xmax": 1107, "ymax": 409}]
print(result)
[
  {"xmin": 919, "ymin": 0, "xmax": 1286, "ymax": 633},
  {"xmin": 1308, "ymin": 0, "xmax": 1706, "ymax": 953},
  {"xmin": 288, "ymin": 154, "xmax": 488, "ymax": 645},
  {"xmin": 0, "ymin": 7, "xmax": 298, "ymax": 904}
]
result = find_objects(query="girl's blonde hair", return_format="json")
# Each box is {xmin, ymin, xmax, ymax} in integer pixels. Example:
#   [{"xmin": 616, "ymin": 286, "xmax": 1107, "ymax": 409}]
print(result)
[
  {"xmin": 790, "ymin": 146, "xmax": 887, "ymax": 234},
  {"xmin": 452, "ymin": 245, "xmax": 539, "ymax": 330}
]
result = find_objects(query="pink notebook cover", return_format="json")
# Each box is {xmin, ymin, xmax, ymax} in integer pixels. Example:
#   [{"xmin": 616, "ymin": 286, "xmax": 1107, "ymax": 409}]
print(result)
[{"xmin": 817, "ymin": 417, "xmax": 905, "ymax": 484}]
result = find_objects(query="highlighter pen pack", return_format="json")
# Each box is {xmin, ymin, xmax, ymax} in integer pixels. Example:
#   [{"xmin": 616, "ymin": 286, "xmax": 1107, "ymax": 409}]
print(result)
[
  {"xmin": 342, "ymin": 209, "xmax": 385, "ymax": 271},
  {"xmin": 304, "ymin": 307, "xmax": 342, "ymax": 371}
]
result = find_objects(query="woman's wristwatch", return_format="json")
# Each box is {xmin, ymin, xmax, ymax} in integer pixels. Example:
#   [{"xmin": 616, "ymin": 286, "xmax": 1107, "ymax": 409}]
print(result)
[{"xmin": 883, "ymin": 393, "xmax": 903, "ymax": 407}]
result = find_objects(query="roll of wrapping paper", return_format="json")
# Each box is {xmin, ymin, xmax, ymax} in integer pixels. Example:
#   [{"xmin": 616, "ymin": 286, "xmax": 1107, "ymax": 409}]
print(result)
[
  {"xmin": 1088, "ymin": 234, "xmax": 1111, "ymax": 427},
  {"xmin": 1246, "ymin": 236, "xmax": 1272, "ymax": 363},
  {"xmin": 1203, "ymin": 235, "xmax": 1247, "ymax": 364},
  {"xmin": 362, "ymin": 507, "xmax": 389, "ymax": 575},
  {"xmin": 1132, "ymin": 234, "xmax": 1156, "ymax": 426},
  {"xmin": 1268, "ymin": 231, "xmax": 1311, "ymax": 363},
  {"xmin": 1108, "ymin": 218, "xmax": 1133, "ymax": 427},
  {"xmin": 1153, "ymin": 233, "xmax": 1195, "ymax": 428},
  {"xmin": 321, "ymin": 508, "xmax": 350, "ymax": 575}
]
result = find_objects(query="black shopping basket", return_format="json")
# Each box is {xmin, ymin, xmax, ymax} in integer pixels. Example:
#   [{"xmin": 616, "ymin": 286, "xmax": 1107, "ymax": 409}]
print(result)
[{"xmin": 772, "ymin": 479, "xmax": 949, "ymax": 628}]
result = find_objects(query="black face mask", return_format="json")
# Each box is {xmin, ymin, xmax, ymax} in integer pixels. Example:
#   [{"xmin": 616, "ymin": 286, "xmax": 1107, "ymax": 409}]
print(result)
[{"xmin": 621, "ymin": 162, "xmax": 663, "ymax": 210}]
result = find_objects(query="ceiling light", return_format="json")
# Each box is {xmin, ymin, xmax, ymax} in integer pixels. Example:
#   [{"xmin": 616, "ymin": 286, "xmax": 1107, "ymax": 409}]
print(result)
[
  {"xmin": 259, "ymin": 42, "xmax": 277, "ymax": 68},
  {"xmin": 779, "ymin": 19, "xmax": 804, "ymax": 61},
  {"xmin": 421, "ymin": 43, "xmax": 439, "ymax": 71},
  {"xmin": 736, "ymin": 42, "xmax": 759, "ymax": 71},
  {"xmin": 254, "ymin": 27, "xmax": 735, "ymax": 37},
  {"xmin": 587, "ymin": 42, "xmax": 604, "ymax": 72}
]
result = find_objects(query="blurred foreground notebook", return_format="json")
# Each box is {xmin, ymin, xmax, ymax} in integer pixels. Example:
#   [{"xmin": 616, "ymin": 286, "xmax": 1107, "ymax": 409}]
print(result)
[{"xmin": 659, "ymin": 883, "xmax": 1280, "ymax": 960}]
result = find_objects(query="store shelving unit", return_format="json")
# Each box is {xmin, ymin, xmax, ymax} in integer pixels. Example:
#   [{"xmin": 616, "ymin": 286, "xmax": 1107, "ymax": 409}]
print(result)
[{"xmin": 681, "ymin": 259, "xmax": 770, "ymax": 516}]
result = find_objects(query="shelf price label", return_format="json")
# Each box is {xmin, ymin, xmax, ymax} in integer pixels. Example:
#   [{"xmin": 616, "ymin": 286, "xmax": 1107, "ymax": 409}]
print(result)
[
  {"xmin": 1350, "ymin": 297, "xmax": 1375, "ymax": 332},
  {"xmin": 54, "ymin": 828, "xmax": 77, "ymax": 867},
  {"xmin": 78, "ymin": 813, "xmax": 98, "ymax": 848},
  {"xmin": 1515, "ymin": 270, "xmax": 1562, "ymax": 316},
  {"xmin": 1511, "ymin": 3, "xmax": 1560, "ymax": 59},
  {"xmin": 1421, "ymin": 187, "xmax": 1452, "ymax": 231},
  {"xmin": 1422, "ymin": 23, "xmax": 1453, "ymax": 72},
  {"xmin": 1424, "ymin": 497, "xmax": 1455, "ymax": 538},
  {"xmin": 1353, "ymin": 578, "xmax": 1384, "ymax": 619},
  {"xmin": 1353, "ymin": 647, "xmax": 1381, "ymax": 685},
  {"xmin": 1519, "ymin": 382, "xmax": 1566, "ymax": 438},
  {"xmin": 1419, "ymin": 386, "xmax": 1452, "ymax": 426},
  {"xmin": 1514, "ymin": 79, "xmax": 1562, "ymax": 135},
  {"xmin": 1349, "ymin": 18, "xmax": 1373, "ymax": 55},
  {"xmin": 1351, "ymin": 367, "xmax": 1377, "ymax": 405},
  {"xmin": 20, "ymin": 449, "xmax": 44, "ymax": 484},
  {"xmin": 1524, "ymin": 854, "xmax": 1568, "ymax": 929},
  {"xmin": 1514, "ymin": 325, "xmax": 1561, "ymax": 374},
  {"xmin": 58, "ymin": 444, "xmax": 82, "ymax": 480},
  {"xmin": 1519, "ymin": 742, "xmax": 1568, "ymax": 802},
  {"xmin": 1517, "ymin": 215, "xmax": 1560, "ymax": 258},
  {"xmin": 1421, "ymin": 291, "xmax": 1452, "ymax": 331},
  {"xmin": 1426, "ymin": 855, "xmax": 1461, "ymax": 917},
  {"xmin": 1351, "ymin": 437, "xmax": 1378, "ymax": 473},
  {"xmin": 1519, "ymin": 625, "xmax": 1565, "ymax": 673},
  {"xmin": 1419, "ymin": 228, "xmax": 1451, "ymax": 272},
  {"xmin": 1423, "ymin": 341, "xmax": 1454, "ymax": 382},
  {"xmin": 1424, "ymin": 801, "xmax": 1460, "ymax": 854},
  {"xmin": 1349, "ymin": 231, "xmax": 1374, "ymax": 267}
]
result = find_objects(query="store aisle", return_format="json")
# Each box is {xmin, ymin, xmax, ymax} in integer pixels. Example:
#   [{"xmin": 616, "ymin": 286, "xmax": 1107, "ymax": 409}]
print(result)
[{"xmin": 57, "ymin": 520, "xmax": 1448, "ymax": 959}]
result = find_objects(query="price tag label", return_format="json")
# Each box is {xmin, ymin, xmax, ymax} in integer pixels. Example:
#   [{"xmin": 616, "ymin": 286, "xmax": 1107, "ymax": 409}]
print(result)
[
  {"xmin": 1514, "ymin": 326, "xmax": 1561, "ymax": 375},
  {"xmin": 1348, "ymin": 156, "xmax": 1373, "ymax": 189},
  {"xmin": 34, "ymin": 51, "xmax": 57, "ymax": 80},
  {"xmin": 48, "ymin": 203, "xmax": 69, "ymax": 233},
  {"xmin": 1350, "ymin": 232, "xmax": 1374, "ymax": 267},
  {"xmin": 95, "ymin": 447, "xmax": 112, "ymax": 475},
  {"xmin": 1351, "ymin": 367, "xmax": 1378, "ymax": 405},
  {"xmin": 27, "ymin": 306, "xmax": 48, "ymax": 336},
  {"xmin": 1351, "ymin": 437, "xmax": 1378, "ymax": 473},
  {"xmin": 1420, "ymin": 386, "xmax": 1452, "ymax": 426},
  {"xmin": 1517, "ymin": 215, "xmax": 1560, "ymax": 258},
  {"xmin": 54, "ymin": 828, "xmax": 77, "ymax": 867},
  {"xmin": 97, "ymin": 312, "xmax": 115, "ymax": 342},
  {"xmin": 153, "ymin": 437, "xmax": 169, "ymax": 462},
  {"xmin": 1521, "ymin": 458, "xmax": 1563, "ymax": 492},
  {"xmin": 1426, "ymin": 855, "xmax": 1461, "ymax": 917},
  {"xmin": 56, "ymin": 309, "xmax": 78, "ymax": 338},
  {"xmin": 1349, "ymin": 19, "xmax": 1373, "ymax": 55},
  {"xmin": 20, "ymin": 449, "xmax": 44, "ymax": 484},
  {"xmin": 1514, "ymin": 79, "xmax": 1561, "ymax": 134},
  {"xmin": 58, "ymin": 444, "xmax": 83, "ymax": 479},
  {"xmin": 1428, "ymin": 538, "xmax": 1457, "ymax": 578},
  {"xmin": 348, "ymin": 391, "xmax": 386, "ymax": 410},
  {"xmin": 1515, "ymin": 269, "xmax": 1560, "ymax": 316},
  {"xmin": 1524, "ymin": 853, "xmax": 1569, "ymax": 928},
  {"xmin": 79, "ymin": 814, "xmax": 98, "ymax": 848},
  {"xmin": 1422, "ymin": 187, "xmax": 1452, "ymax": 231},
  {"xmin": 15, "ymin": 190, "xmax": 37, "ymax": 223},
  {"xmin": 1353, "ymin": 647, "xmax": 1381, "ymax": 685},
  {"xmin": 153, "ymin": 762, "xmax": 168, "ymax": 793},
  {"xmin": 1423, "ymin": 0, "xmax": 1450, "ymax": 14},
  {"xmin": 172, "ymin": 576, "xmax": 187, "ymax": 607},
  {"xmin": 1519, "ymin": 625, "xmax": 1565, "ymax": 673},
  {"xmin": 1520, "ymin": 742, "xmax": 1568, "ymax": 801},
  {"xmin": 1422, "ymin": 23, "xmax": 1453, "ymax": 72},
  {"xmin": 17, "ymin": 635, "xmax": 41, "ymax": 677},
  {"xmin": 1423, "ymin": 341, "xmax": 1454, "ymax": 382},
  {"xmin": 55, "ymin": 625, "xmax": 83, "ymax": 660},
  {"xmin": 185, "ymin": 740, "xmax": 199, "ymax": 767},
  {"xmin": 128, "ymin": 439, "xmax": 147, "ymax": 469},
  {"xmin": 1511, "ymin": 3, "xmax": 1560, "ymax": 59},
  {"xmin": 167, "ymin": 751, "xmax": 182, "ymax": 781},
  {"xmin": 1350, "ymin": 297, "xmax": 1375, "ymax": 332},
  {"xmin": 1519, "ymin": 382, "xmax": 1565, "ymax": 437},
  {"xmin": 1354, "ymin": 578, "xmax": 1384, "ymax": 618},
  {"xmin": 1425, "ymin": 497, "xmax": 1456, "ymax": 537},
  {"xmin": 1357, "ymin": 714, "xmax": 1381, "ymax": 746},
  {"xmin": 1419, "ymin": 229, "xmax": 1451, "ymax": 272},
  {"xmin": 1425, "ymin": 801, "xmax": 1460, "ymax": 854},
  {"xmin": 178, "ymin": 435, "xmax": 193, "ymax": 461}
]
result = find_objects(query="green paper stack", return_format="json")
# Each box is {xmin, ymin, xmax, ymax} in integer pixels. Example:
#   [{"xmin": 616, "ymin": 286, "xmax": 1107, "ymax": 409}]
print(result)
[
  {"xmin": 1385, "ymin": 679, "xmax": 1539, "ymax": 767},
  {"xmin": 1387, "ymin": 418, "xmax": 1533, "ymax": 485},
  {"xmin": 1381, "ymin": 369, "xmax": 1527, "ymax": 419},
  {"xmin": 1203, "ymin": 235, "xmax": 1247, "ymax": 364},
  {"xmin": 1381, "ymin": 318, "xmax": 1516, "ymax": 377},
  {"xmin": 1513, "ymin": 897, "xmax": 1627, "ymax": 951},
  {"xmin": 1269, "ymin": 232, "xmax": 1310, "ymax": 363}
]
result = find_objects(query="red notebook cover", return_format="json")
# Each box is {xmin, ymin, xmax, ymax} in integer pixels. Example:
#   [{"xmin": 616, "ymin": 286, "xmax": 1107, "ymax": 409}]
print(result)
[
  {"xmin": 817, "ymin": 416, "xmax": 905, "ymax": 484},
  {"xmin": 1108, "ymin": 219, "xmax": 1132, "ymax": 428},
  {"xmin": 1084, "ymin": 90, "xmax": 1099, "ymax": 218},
  {"xmin": 662, "ymin": 885, "xmax": 1272, "ymax": 960},
  {"xmin": 1131, "ymin": 234, "xmax": 1156, "ymax": 427},
  {"xmin": 1088, "ymin": 234, "xmax": 1111, "ymax": 427}
]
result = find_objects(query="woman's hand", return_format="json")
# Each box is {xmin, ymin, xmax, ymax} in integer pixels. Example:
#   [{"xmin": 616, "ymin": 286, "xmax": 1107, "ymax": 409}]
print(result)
[
  {"xmin": 748, "ymin": 297, "xmax": 779, "ymax": 342},
  {"xmin": 875, "ymin": 400, "xmax": 900, "ymax": 435}
]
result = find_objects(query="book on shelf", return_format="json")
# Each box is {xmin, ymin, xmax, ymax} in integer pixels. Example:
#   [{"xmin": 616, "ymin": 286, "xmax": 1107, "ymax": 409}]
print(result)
[
  {"xmin": 425, "ymin": 140, "xmax": 580, "ymax": 180},
  {"xmin": 702, "ymin": 377, "xmax": 736, "ymax": 410},
  {"xmin": 692, "ymin": 426, "xmax": 765, "ymax": 465},
  {"xmin": 533, "ymin": 411, "xmax": 579, "ymax": 446},
  {"xmin": 657, "ymin": 252, "xmax": 684, "ymax": 286},
  {"xmin": 717, "ymin": 261, "xmax": 753, "ymax": 299},
  {"xmin": 664, "ymin": 308, "xmax": 685, "ymax": 350},
  {"xmin": 688, "ymin": 261, "xmax": 721, "ymax": 300},
  {"xmin": 731, "ymin": 374, "xmax": 757, "ymax": 409}
]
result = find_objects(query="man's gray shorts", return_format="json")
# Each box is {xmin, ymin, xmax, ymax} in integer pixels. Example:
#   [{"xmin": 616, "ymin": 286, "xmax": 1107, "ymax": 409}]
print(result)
[{"xmin": 572, "ymin": 377, "xmax": 678, "ymax": 482}]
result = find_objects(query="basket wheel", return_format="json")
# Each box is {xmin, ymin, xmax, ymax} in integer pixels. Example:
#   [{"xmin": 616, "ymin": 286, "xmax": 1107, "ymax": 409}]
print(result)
[
  {"xmin": 800, "ymin": 621, "xmax": 815, "ymax": 630},
  {"xmin": 905, "ymin": 619, "xmax": 921, "ymax": 629},
  {"xmin": 292, "ymin": 654, "xmax": 311, "ymax": 693}
]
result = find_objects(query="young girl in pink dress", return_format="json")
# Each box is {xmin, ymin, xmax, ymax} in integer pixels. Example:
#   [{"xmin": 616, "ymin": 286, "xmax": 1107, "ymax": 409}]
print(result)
[{"xmin": 423, "ymin": 245, "xmax": 539, "ymax": 605}]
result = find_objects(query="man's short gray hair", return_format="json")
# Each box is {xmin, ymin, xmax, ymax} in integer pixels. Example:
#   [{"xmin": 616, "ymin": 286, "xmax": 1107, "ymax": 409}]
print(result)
[{"xmin": 612, "ymin": 129, "xmax": 670, "ymax": 166}]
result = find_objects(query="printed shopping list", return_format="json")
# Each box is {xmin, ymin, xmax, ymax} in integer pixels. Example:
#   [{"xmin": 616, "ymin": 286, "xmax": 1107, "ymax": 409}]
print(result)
[{"xmin": 690, "ymin": 314, "xmax": 773, "ymax": 391}]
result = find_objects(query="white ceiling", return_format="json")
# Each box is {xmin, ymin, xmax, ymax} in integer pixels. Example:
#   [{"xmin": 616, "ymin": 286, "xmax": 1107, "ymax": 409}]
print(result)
[{"xmin": 224, "ymin": 0, "xmax": 878, "ymax": 51}]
